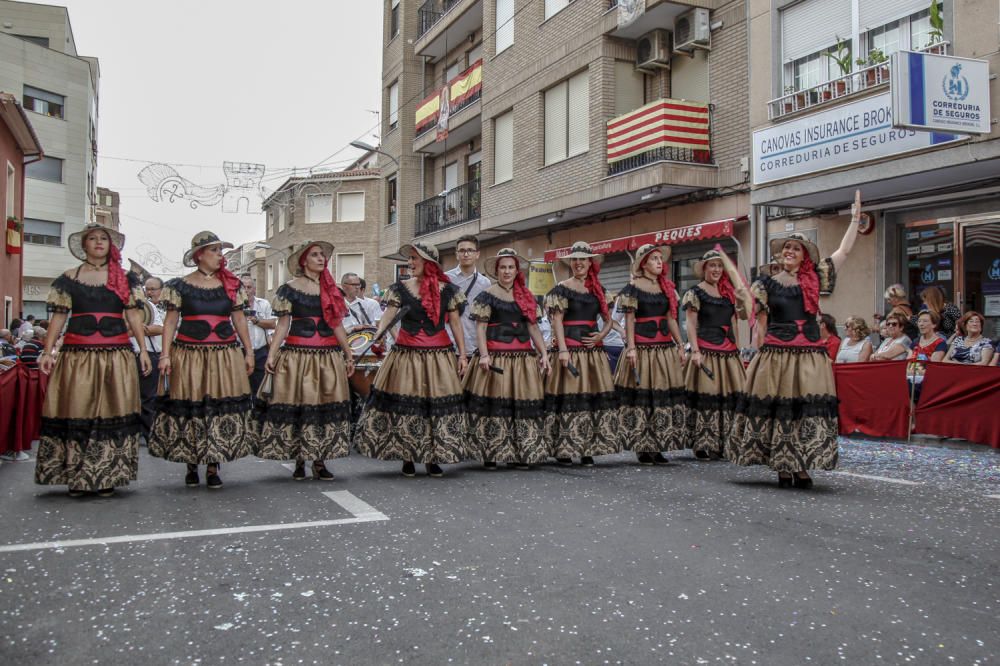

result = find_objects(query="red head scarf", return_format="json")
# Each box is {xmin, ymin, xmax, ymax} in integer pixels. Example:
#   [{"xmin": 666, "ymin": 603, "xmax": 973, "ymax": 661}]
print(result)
[
  {"xmin": 798, "ymin": 253, "xmax": 820, "ymax": 315},
  {"xmin": 584, "ymin": 262, "xmax": 610, "ymax": 320},
  {"xmin": 641, "ymin": 252, "xmax": 678, "ymax": 319},
  {"xmin": 420, "ymin": 260, "xmax": 452, "ymax": 323},
  {"xmin": 105, "ymin": 244, "xmax": 132, "ymax": 306},
  {"xmin": 193, "ymin": 249, "xmax": 241, "ymax": 304},
  {"xmin": 512, "ymin": 270, "xmax": 538, "ymax": 324},
  {"xmin": 717, "ymin": 271, "xmax": 737, "ymax": 306},
  {"xmin": 299, "ymin": 245, "xmax": 348, "ymax": 328}
]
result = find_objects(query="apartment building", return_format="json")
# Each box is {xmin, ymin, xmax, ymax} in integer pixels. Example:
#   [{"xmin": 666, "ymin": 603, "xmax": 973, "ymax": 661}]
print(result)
[
  {"xmin": 223, "ymin": 241, "xmax": 267, "ymax": 296},
  {"xmin": 260, "ymin": 169, "xmax": 393, "ymax": 301},
  {"xmin": 381, "ymin": 0, "xmax": 751, "ymax": 307},
  {"xmin": 94, "ymin": 186, "xmax": 119, "ymax": 231},
  {"xmin": 0, "ymin": 0, "xmax": 99, "ymax": 319},
  {"xmin": 749, "ymin": 0, "xmax": 1000, "ymax": 335}
]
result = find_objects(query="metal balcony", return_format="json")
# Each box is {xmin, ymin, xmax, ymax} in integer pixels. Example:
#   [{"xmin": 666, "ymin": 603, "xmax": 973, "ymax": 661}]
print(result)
[
  {"xmin": 415, "ymin": 179, "xmax": 481, "ymax": 237},
  {"xmin": 417, "ymin": 0, "xmax": 463, "ymax": 38},
  {"xmin": 607, "ymin": 99, "xmax": 713, "ymax": 176}
]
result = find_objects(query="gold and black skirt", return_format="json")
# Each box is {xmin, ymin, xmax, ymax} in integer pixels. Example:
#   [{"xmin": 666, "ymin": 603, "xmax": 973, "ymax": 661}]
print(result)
[
  {"xmin": 727, "ymin": 345, "xmax": 838, "ymax": 472},
  {"xmin": 681, "ymin": 349, "xmax": 746, "ymax": 457},
  {"xmin": 613, "ymin": 343, "xmax": 687, "ymax": 453},
  {"xmin": 35, "ymin": 346, "xmax": 142, "ymax": 490},
  {"xmin": 544, "ymin": 347, "xmax": 621, "ymax": 458},
  {"xmin": 463, "ymin": 351, "xmax": 547, "ymax": 464},
  {"xmin": 254, "ymin": 346, "xmax": 351, "ymax": 462},
  {"xmin": 148, "ymin": 342, "xmax": 254, "ymax": 464},
  {"xmin": 355, "ymin": 346, "xmax": 468, "ymax": 464}
]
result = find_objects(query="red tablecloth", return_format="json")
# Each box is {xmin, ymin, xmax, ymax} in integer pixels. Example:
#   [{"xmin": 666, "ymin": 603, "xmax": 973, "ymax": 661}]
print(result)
[
  {"xmin": 0, "ymin": 365, "xmax": 47, "ymax": 454},
  {"xmin": 833, "ymin": 361, "xmax": 911, "ymax": 439},
  {"xmin": 914, "ymin": 362, "xmax": 1000, "ymax": 448}
]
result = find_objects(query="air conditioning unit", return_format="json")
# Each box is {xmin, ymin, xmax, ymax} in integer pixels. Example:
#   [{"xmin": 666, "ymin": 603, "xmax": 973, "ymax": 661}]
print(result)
[
  {"xmin": 635, "ymin": 29, "xmax": 672, "ymax": 72},
  {"xmin": 673, "ymin": 8, "xmax": 711, "ymax": 52}
]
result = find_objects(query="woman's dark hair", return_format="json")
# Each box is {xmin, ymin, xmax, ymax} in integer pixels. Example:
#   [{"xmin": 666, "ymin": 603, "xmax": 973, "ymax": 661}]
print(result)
[
  {"xmin": 819, "ymin": 314, "xmax": 837, "ymax": 334},
  {"xmin": 455, "ymin": 235, "xmax": 480, "ymax": 250}
]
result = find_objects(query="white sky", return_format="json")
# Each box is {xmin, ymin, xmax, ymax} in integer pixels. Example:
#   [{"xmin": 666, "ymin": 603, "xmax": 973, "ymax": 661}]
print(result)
[{"xmin": 60, "ymin": 0, "xmax": 383, "ymax": 276}]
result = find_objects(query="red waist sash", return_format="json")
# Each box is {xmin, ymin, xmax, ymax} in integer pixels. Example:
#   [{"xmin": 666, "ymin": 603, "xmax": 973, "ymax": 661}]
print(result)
[
  {"xmin": 697, "ymin": 337, "xmax": 738, "ymax": 352},
  {"xmin": 634, "ymin": 316, "xmax": 674, "ymax": 345},
  {"xmin": 764, "ymin": 320, "xmax": 823, "ymax": 348},
  {"xmin": 285, "ymin": 335, "xmax": 341, "ymax": 348},
  {"xmin": 63, "ymin": 312, "xmax": 130, "ymax": 347},
  {"xmin": 176, "ymin": 314, "xmax": 236, "ymax": 345},
  {"xmin": 563, "ymin": 319, "xmax": 602, "ymax": 349},
  {"xmin": 396, "ymin": 329, "xmax": 452, "ymax": 348}
]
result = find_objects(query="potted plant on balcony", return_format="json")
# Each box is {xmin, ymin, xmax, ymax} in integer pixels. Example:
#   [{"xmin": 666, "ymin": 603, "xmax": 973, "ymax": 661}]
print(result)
[
  {"xmin": 856, "ymin": 48, "xmax": 889, "ymax": 86},
  {"xmin": 824, "ymin": 36, "xmax": 852, "ymax": 96},
  {"xmin": 925, "ymin": 1, "xmax": 944, "ymax": 49},
  {"xmin": 782, "ymin": 85, "xmax": 796, "ymax": 113}
]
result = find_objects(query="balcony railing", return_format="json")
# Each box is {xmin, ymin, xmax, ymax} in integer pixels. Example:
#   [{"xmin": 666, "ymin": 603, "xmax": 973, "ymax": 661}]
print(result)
[
  {"xmin": 415, "ymin": 59, "xmax": 483, "ymax": 138},
  {"xmin": 768, "ymin": 42, "xmax": 950, "ymax": 121},
  {"xmin": 607, "ymin": 98, "xmax": 713, "ymax": 176},
  {"xmin": 415, "ymin": 178, "xmax": 481, "ymax": 237},
  {"xmin": 417, "ymin": 0, "xmax": 463, "ymax": 38}
]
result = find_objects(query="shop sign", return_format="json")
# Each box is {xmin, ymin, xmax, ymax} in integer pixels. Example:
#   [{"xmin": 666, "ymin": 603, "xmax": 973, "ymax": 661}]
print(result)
[
  {"xmin": 985, "ymin": 294, "xmax": 1000, "ymax": 316},
  {"xmin": 892, "ymin": 51, "xmax": 991, "ymax": 135},
  {"xmin": 543, "ymin": 219, "xmax": 735, "ymax": 263},
  {"xmin": 527, "ymin": 262, "xmax": 555, "ymax": 296},
  {"xmin": 753, "ymin": 92, "xmax": 960, "ymax": 185},
  {"xmin": 938, "ymin": 270, "xmax": 952, "ymax": 280}
]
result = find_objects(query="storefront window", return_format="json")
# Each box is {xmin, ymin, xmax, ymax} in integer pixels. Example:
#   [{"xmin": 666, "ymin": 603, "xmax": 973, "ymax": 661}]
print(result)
[
  {"xmin": 902, "ymin": 221, "xmax": 955, "ymax": 313},
  {"xmin": 960, "ymin": 220, "xmax": 1000, "ymax": 339}
]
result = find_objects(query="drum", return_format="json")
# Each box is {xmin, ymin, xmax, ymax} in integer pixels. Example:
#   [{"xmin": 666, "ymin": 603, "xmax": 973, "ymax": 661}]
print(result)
[
  {"xmin": 349, "ymin": 360, "xmax": 382, "ymax": 399},
  {"xmin": 347, "ymin": 327, "xmax": 377, "ymax": 357}
]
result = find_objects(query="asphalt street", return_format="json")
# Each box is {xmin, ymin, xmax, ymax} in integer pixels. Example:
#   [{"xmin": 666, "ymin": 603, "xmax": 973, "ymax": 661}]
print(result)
[{"xmin": 0, "ymin": 438, "xmax": 998, "ymax": 665}]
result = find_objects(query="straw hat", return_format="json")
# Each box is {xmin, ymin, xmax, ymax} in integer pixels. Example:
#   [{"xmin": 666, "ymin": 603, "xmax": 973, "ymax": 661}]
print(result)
[
  {"xmin": 631, "ymin": 243, "xmax": 671, "ymax": 277},
  {"xmin": 182, "ymin": 230, "xmax": 234, "ymax": 267},
  {"xmin": 67, "ymin": 223, "xmax": 124, "ymax": 262},
  {"xmin": 769, "ymin": 232, "xmax": 819, "ymax": 266},
  {"xmin": 558, "ymin": 241, "xmax": 603, "ymax": 266},
  {"xmin": 484, "ymin": 247, "xmax": 527, "ymax": 279},
  {"xmin": 287, "ymin": 240, "xmax": 335, "ymax": 277},
  {"xmin": 693, "ymin": 248, "xmax": 727, "ymax": 279},
  {"xmin": 398, "ymin": 240, "xmax": 441, "ymax": 266}
]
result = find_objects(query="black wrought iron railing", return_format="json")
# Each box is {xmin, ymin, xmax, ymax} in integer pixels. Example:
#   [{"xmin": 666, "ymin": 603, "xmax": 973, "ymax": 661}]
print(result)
[
  {"xmin": 414, "ymin": 178, "xmax": 481, "ymax": 236},
  {"xmin": 417, "ymin": 0, "xmax": 463, "ymax": 38},
  {"xmin": 608, "ymin": 147, "xmax": 714, "ymax": 176}
]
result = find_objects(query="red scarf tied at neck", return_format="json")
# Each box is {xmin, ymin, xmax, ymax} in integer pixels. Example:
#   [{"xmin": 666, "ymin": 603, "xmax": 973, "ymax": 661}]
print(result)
[
  {"xmin": 641, "ymin": 253, "xmax": 678, "ymax": 320},
  {"xmin": 298, "ymin": 247, "xmax": 348, "ymax": 328},
  {"xmin": 512, "ymin": 270, "xmax": 538, "ymax": 324},
  {"xmin": 419, "ymin": 261, "xmax": 452, "ymax": 323},
  {"xmin": 584, "ymin": 263, "xmax": 610, "ymax": 320},
  {"xmin": 105, "ymin": 244, "xmax": 132, "ymax": 306},
  {"xmin": 798, "ymin": 253, "xmax": 820, "ymax": 315}
]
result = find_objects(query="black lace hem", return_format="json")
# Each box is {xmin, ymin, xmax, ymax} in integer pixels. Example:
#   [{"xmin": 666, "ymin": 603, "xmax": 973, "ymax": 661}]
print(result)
[
  {"xmin": 255, "ymin": 400, "xmax": 351, "ymax": 423},
  {"xmin": 464, "ymin": 391, "xmax": 545, "ymax": 419},
  {"xmin": 544, "ymin": 390, "xmax": 620, "ymax": 413},
  {"xmin": 615, "ymin": 386, "xmax": 688, "ymax": 408},
  {"xmin": 686, "ymin": 391, "xmax": 740, "ymax": 412},
  {"xmin": 59, "ymin": 344, "xmax": 136, "ymax": 352},
  {"xmin": 733, "ymin": 392, "xmax": 838, "ymax": 419},
  {"xmin": 760, "ymin": 344, "xmax": 828, "ymax": 354},
  {"xmin": 41, "ymin": 414, "xmax": 142, "ymax": 438},
  {"xmin": 172, "ymin": 341, "xmax": 242, "ymax": 350},
  {"xmin": 280, "ymin": 344, "xmax": 344, "ymax": 353},
  {"xmin": 156, "ymin": 394, "xmax": 252, "ymax": 418},
  {"xmin": 392, "ymin": 344, "xmax": 457, "ymax": 353},
  {"xmin": 368, "ymin": 388, "xmax": 466, "ymax": 417}
]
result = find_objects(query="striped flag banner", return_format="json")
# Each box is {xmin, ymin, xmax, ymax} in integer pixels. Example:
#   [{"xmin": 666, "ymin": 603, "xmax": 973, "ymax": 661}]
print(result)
[{"xmin": 607, "ymin": 98, "xmax": 710, "ymax": 164}]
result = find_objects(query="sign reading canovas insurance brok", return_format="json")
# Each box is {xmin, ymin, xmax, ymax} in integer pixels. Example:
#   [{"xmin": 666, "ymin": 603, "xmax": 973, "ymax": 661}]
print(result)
[
  {"xmin": 753, "ymin": 92, "xmax": 960, "ymax": 185},
  {"xmin": 892, "ymin": 51, "xmax": 991, "ymax": 135}
]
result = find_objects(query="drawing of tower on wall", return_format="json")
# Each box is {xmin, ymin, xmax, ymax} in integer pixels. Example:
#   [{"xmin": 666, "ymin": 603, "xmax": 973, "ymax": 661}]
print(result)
[{"xmin": 222, "ymin": 161, "xmax": 266, "ymax": 214}]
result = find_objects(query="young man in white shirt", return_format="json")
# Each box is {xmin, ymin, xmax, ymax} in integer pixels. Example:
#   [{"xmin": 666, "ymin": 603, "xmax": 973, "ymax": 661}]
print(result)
[
  {"xmin": 445, "ymin": 234, "xmax": 491, "ymax": 358},
  {"xmin": 341, "ymin": 272, "xmax": 383, "ymax": 332},
  {"xmin": 241, "ymin": 276, "xmax": 276, "ymax": 400}
]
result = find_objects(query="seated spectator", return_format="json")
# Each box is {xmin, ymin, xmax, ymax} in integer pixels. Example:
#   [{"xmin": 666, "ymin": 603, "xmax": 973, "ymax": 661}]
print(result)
[
  {"xmin": 14, "ymin": 327, "xmax": 33, "ymax": 351},
  {"xmin": 878, "ymin": 284, "xmax": 917, "ymax": 340},
  {"xmin": 871, "ymin": 313, "xmax": 910, "ymax": 361},
  {"xmin": 18, "ymin": 328, "xmax": 45, "ymax": 369},
  {"xmin": 0, "ymin": 328, "xmax": 16, "ymax": 357},
  {"xmin": 908, "ymin": 311, "xmax": 948, "ymax": 368},
  {"xmin": 945, "ymin": 311, "xmax": 994, "ymax": 365},
  {"xmin": 911, "ymin": 286, "xmax": 960, "ymax": 339},
  {"xmin": 836, "ymin": 316, "xmax": 873, "ymax": 363},
  {"xmin": 819, "ymin": 314, "xmax": 841, "ymax": 361}
]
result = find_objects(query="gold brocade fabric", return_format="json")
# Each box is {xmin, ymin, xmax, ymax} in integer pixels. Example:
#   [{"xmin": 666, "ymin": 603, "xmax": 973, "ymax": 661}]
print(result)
[
  {"xmin": 544, "ymin": 347, "xmax": 621, "ymax": 458},
  {"xmin": 680, "ymin": 350, "xmax": 746, "ymax": 457},
  {"xmin": 612, "ymin": 344, "xmax": 687, "ymax": 452}
]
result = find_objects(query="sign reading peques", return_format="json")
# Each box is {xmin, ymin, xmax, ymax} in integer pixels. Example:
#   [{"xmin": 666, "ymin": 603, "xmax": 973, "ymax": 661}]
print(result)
[{"xmin": 543, "ymin": 219, "xmax": 736, "ymax": 262}]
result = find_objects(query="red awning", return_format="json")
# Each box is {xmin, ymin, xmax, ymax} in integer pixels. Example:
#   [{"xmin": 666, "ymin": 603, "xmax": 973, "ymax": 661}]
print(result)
[{"xmin": 543, "ymin": 217, "xmax": 740, "ymax": 263}]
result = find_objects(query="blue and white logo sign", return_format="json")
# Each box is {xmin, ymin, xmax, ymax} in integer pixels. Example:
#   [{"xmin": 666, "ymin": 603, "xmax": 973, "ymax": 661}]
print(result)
[
  {"xmin": 988, "ymin": 259, "xmax": 1000, "ymax": 282},
  {"xmin": 921, "ymin": 264, "xmax": 936, "ymax": 284},
  {"xmin": 892, "ymin": 51, "xmax": 990, "ymax": 135}
]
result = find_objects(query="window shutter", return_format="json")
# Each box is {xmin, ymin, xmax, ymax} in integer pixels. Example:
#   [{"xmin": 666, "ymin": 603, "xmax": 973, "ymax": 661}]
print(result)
[
  {"xmin": 496, "ymin": 0, "xmax": 514, "ymax": 53},
  {"xmin": 614, "ymin": 61, "xmax": 645, "ymax": 116},
  {"xmin": 467, "ymin": 42, "xmax": 483, "ymax": 66},
  {"xmin": 671, "ymin": 50, "xmax": 710, "ymax": 101},
  {"xmin": 337, "ymin": 192, "xmax": 365, "ymax": 222},
  {"xmin": 389, "ymin": 81, "xmax": 399, "ymax": 127},
  {"xmin": 493, "ymin": 111, "xmax": 513, "ymax": 184},
  {"xmin": 337, "ymin": 253, "xmax": 365, "ymax": 279},
  {"xmin": 544, "ymin": 0, "xmax": 570, "ymax": 20},
  {"xmin": 567, "ymin": 70, "xmax": 589, "ymax": 157},
  {"xmin": 859, "ymin": 0, "xmax": 925, "ymax": 30},
  {"xmin": 545, "ymin": 83, "xmax": 568, "ymax": 165},
  {"xmin": 781, "ymin": 0, "xmax": 852, "ymax": 63},
  {"xmin": 307, "ymin": 194, "xmax": 333, "ymax": 223},
  {"xmin": 23, "ymin": 85, "xmax": 64, "ymax": 105}
]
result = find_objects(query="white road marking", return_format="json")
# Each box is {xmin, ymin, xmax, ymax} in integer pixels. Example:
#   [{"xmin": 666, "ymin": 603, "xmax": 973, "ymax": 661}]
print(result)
[
  {"xmin": 830, "ymin": 471, "xmax": 921, "ymax": 486},
  {"xmin": 986, "ymin": 495, "xmax": 1000, "ymax": 500},
  {"xmin": 0, "ymin": 490, "xmax": 388, "ymax": 553}
]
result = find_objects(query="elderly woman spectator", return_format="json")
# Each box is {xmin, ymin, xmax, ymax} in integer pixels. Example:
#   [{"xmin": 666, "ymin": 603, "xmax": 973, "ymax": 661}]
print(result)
[
  {"xmin": 18, "ymin": 327, "xmax": 46, "ymax": 369},
  {"xmin": 819, "ymin": 314, "xmax": 841, "ymax": 360},
  {"xmin": 871, "ymin": 313, "xmax": 911, "ymax": 361},
  {"xmin": 911, "ymin": 286, "xmax": 961, "ymax": 339},
  {"xmin": 835, "ymin": 316, "xmax": 873, "ymax": 363},
  {"xmin": 909, "ymin": 311, "xmax": 948, "ymax": 364},
  {"xmin": 945, "ymin": 311, "xmax": 994, "ymax": 365},
  {"xmin": 14, "ymin": 327, "xmax": 33, "ymax": 351},
  {"xmin": 878, "ymin": 283, "xmax": 917, "ymax": 340},
  {"xmin": 0, "ymin": 329, "xmax": 16, "ymax": 357}
]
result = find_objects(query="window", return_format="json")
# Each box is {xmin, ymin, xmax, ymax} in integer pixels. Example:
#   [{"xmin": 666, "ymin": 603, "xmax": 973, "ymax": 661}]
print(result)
[
  {"xmin": 306, "ymin": 194, "xmax": 333, "ymax": 223},
  {"xmin": 615, "ymin": 60, "xmax": 645, "ymax": 115},
  {"xmin": 544, "ymin": 70, "xmax": 589, "ymax": 165},
  {"xmin": 909, "ymin": 9, "xmax": 934, "ymax": 50},
  {"xmin": 23, "ymin": 85, "xmax": 64, "ymax": 119},
  {"xmin": 390, "ymin": 0, "xmax": 400, "ymax": 39},
  {"xmin": 267, "ymin": 212, "xmax": 274, "ymax": 239},
  {"xmin": 387, "ymin": 177, "xmax": 398, "ymax": 225},
  {"xmin": 467, "ymin": 42, "xmax": 483, "ymax": 67},
  {"xmin": 388, "ymin": 81, "xmax": 399, "ymax": 130},
  {"xmin": 337, "ymin": 192, "xmax": 365, "ymax": 222},
  {"xmin": 468, "ymin": 151, "xmax": 482, "ymax": 183},
  {"xmin": 865, "ymin": 20, "xmax": 901, "ymax": 58},
  {"xmin": 26, "ymin": 156, "xmax": 63, "ymax": 183},
  {"xmin": 23, "ymin": 218, "xmax": 61, "ymax": 246},
  {"xmin": 444, "ymin": 162, "xmax": 458, "ymax": 191},
  {"xmin": 544, "ymin": 0, "xmax": 572, "ymax": 20},
  {"xmin": 446, "ymin": 61, "xmax": 461, "ymax": 83},
  {"xmin": 268, "ymin": 263, "xmax": 274, "ymax": 290},
  {"xmin": 493, "ymin": 111, "xmax": 513, "ymax": 184},
  {"xmin": 337, "ymin": 253, "xmax": 365, "ymax": 280},
  {"xmin": 103, "ymin": 194, "xmax": 113, "ymax": 206},
  {"xmin": 14, "ymin": 35, "xmax": 49, "ymax": 48},
  {"xmin": 671, "ymin": 50, "xmax": 709, "ymax": 102},
  {"xmin": 781, "ymin": 0, "xmax": 852, "ymax": 66},
  {"xmin": 5, "ymin": 163, "xmax": 14, "ymax": 219},
  {"xmin": 496, "ymin": 0, "xmax": 514, "ymax": 54},
  {"xmin": 278, "ymin": 206, "xmax": 286, "ymax": 231}
]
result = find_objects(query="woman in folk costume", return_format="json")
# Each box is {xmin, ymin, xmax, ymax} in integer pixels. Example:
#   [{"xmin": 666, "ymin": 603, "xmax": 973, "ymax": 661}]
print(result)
[
  {"xmin": 728, "ymin": 191, "xmax": 864, "ymax": 488},
  {"xmin": 255, "ymin": 241, "xmax": 355, "ymax": 481},
  {"xmin": 614, "ymin": 244, "xmax": 686, "ymax": 465},
  {"xmin": 464, "ymin": 248, "xmax": 551, "ymax": 470},
  {"xmin": 35, "ymin": 224, "xmax": 151, "ymax": 497},
  {"xmin": 356, "ymin": 241, "xmax": 469, "ymax": 478},
  {"xmin": 681, "ymin": 246, "xmax": 751, "ymax": 460},
  {"xmin": 543, "ymin": 241, "xmax": 620, "ymax": 467},
  {"xmin": 148, "ymin": 231, "xmax": 255, "ymax": 489}
]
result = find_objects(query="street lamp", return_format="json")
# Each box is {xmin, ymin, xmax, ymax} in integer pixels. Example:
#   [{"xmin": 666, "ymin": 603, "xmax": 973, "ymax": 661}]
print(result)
[{"xmin": 350, "ymin": 140, "xmax": 400, "ymax": 168}]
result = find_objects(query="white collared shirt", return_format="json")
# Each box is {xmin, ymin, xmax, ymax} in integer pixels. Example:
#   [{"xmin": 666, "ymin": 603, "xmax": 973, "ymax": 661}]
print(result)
[
  {"xmin": 445, "ymin": 266, "xmax": 491, "ymax": 355},
  {"xmin": 131, "ymin": 302, "xmax": 164, "ymax": 354},
  {"xmin": 343, "ymin": 296, "xmax": 383, "ymax": 332},
  {"xmin": 246, "ymin": 296, "xmax": 274, "ymax": 350}
]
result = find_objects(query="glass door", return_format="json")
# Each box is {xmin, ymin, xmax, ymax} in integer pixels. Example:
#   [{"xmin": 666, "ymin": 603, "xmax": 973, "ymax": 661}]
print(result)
[
  {"xmin": 901, "ymin": 220, "xmax": 955, "ymax": 314},
  {"xmin": 957, "ymin": 217, "xmax": 1000, "ymax": 340}
]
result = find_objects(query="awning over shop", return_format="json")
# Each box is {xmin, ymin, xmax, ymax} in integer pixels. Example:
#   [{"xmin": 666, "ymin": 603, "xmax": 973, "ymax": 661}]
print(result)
[{"xmin": 543, "ymin": 217, "xmax": 740, "ymax": 263}]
